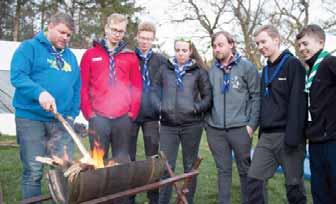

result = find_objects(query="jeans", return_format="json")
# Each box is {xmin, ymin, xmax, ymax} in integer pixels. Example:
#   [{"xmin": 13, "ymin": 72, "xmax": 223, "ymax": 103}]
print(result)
[
  {"xmin": 309, "ymin": 142, "xmax": 336, "ymax": 204},
  {"xmin": 159, "ymin": 123, "xmax": 202, "ymax": 204},
  {"xmin": 206, "ymin": 125, "xmax": 252, "ymax": 204},
  {"xmin": 129, "ymin": 121, "xmax": 159, "ymax": 203},
  {"xmin": 16, "ymin": 117, "xmax": 74, "ymax": 199}
]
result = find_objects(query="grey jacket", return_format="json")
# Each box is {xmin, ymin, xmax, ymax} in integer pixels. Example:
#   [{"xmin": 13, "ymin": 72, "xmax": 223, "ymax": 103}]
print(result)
[{"xmin": 206, "ymin": 55, "xmax": 260, "ymax": 130}]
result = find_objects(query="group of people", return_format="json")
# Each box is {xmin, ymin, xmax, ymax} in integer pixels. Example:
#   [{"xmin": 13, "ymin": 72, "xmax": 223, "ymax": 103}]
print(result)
[{"xmin": 10, "ymin": 10, "xmax": 336, "ymax": 204}]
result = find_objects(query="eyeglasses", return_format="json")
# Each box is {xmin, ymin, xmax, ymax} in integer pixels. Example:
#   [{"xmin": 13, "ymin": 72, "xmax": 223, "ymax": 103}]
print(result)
[
  {"xmin": 138, "ymin": 36, "xmax": 154, "ymax": 42},
  {"xmin": 109, "ymin": 27, "xmax": 126, "ymax": 36}
]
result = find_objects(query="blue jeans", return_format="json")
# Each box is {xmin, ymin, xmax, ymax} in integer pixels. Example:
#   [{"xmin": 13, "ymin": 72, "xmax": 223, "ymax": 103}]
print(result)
[
  {"xmin": 15, "ymin": 117, "xmax": 74, "ymax": 199},
  {"xmin": 159, "ymin": 123, "xmax": 202, "ymax": 204},
  {"xmin": 309, "ymin": 142, "xmax": 336, "ymax": 204}
]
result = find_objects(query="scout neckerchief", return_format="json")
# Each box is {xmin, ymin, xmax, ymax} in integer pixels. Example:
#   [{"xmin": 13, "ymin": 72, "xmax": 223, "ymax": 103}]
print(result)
[
  {"xmin": 305, "ymin": 50, "xmax": 329, "ymax": 121},
  {"xmin": 263, "ymin": 54, "xmax": 290, "ymax": 96},
  {"xmin": 44, "ymin": 31, "xmax": 65, "ymax": 70},
  {"xmin": 215, "ymin": 53, "xmax": 241, "ymax": 94},
  {"xmin": 135, "ymin": 48, "xmax": 153, "ymax": 92},
  {"xmin": 172, "ymin": 58, "xmax": 193, "ymax": 89},
  {"xmin": 102, "ymin": 39, "xmax": 127, "ymax": 85}
]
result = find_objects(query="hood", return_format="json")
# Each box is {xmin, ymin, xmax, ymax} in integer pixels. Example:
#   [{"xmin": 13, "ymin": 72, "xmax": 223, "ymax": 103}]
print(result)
[
  {"xmin": 34, "ymin": 31, "xmax": 63, "ymax": 51},
  {"xmin": 266, "ymin": 49, "xmax": 293, "ymax": 67}
]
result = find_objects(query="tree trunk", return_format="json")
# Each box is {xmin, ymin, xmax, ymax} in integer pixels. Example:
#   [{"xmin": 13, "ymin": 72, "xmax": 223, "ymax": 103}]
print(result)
[{"xmin": 13, "ymin": 0, "xmax": 22, "ymax": 41}]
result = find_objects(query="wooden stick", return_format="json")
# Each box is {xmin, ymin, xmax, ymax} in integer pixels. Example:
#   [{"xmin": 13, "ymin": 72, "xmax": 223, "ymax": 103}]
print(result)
[
  {"xmin": 176, "ymin": 157, "xmax": 203, "ymax": 204},
  {"xmin": 52, "ymin": 111, "xmax": 93, "ymax": 164},
  {"xmin": 159, "ymin": 151, "xmax": 189, "ymax": 204}
]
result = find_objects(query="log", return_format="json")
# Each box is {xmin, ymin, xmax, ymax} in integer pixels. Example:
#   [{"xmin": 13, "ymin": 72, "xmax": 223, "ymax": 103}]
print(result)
[{"xmin": 0, "ymin": 141, "xmax": 18, "ymax": 148}]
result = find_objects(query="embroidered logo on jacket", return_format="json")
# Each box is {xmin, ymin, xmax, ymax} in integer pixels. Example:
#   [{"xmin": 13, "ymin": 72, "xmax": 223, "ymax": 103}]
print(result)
[
  {"xmin": 231, "ymin": 76, "xmax": 241, "ymax": 89},
  {"xmin": 47, "ymin": 59, "xmax": 72, "ymax": 72}
]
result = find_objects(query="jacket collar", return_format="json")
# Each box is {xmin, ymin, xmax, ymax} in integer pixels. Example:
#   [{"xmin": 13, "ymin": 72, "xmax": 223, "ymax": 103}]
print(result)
[
  {"xmin": 93, "ymin": 39, "xmax": 133, "ymax": 54},
  {"xmin": 167, "ymin": 58, "xmax": 198, "ymax": 71},
  {"xmin": 266, "ymin": 49, "xmax": 293, "ymax": 67},
  {"xmin": 305, "ymin": 49, "xmax": 322, "ymax": 68}
]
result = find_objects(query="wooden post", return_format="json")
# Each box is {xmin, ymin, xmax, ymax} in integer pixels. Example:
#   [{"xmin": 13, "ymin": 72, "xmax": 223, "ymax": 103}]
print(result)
[
  {"xmin": 0, "ymin": 182, "xmax": 3, "ymax": 204},
  {"xmin": 159, "ymin": 151, "xmax": 189, "ymax": 204}
]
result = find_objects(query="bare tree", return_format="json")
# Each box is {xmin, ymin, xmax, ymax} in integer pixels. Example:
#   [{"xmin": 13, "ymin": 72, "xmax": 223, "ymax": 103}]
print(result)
[
  {"xmin": 166, "ymin": 0, "xmax": 232, "ymax": 58},
  {"xmin": 170, "ymin": 0, "xmax": 231, "ymax": 36},
  {"xmin": 231, "ymin": 0, "xmax": 267, "ymax": 68},
  {"xmin": 269, "ymin": 0, "xmax": 309, "ymax": 52}
]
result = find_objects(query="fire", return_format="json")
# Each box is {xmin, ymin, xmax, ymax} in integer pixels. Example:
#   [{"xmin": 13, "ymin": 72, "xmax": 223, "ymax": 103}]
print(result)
[{"xmin": 91, "ymin": 141, "xmax": 105, "ymax": 169}]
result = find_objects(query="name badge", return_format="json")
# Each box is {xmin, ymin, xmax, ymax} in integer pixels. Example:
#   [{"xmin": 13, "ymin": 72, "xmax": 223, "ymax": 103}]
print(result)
[
  {"xmin": 92, "ymin": 57, "xmax": 102, "ymax": 62},
  {"xmin": 278, "ymin": 77, "xmax": 287, "ymax": 81}
]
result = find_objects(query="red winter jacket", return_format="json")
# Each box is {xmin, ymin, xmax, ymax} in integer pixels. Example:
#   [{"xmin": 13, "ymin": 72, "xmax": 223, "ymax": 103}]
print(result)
[{"xmin": 80, "ymin": 41, "xmax": 142, "ymax": 120}]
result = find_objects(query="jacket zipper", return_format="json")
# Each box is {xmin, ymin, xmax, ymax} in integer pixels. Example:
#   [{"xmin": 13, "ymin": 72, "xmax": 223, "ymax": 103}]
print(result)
[{"xmin": 224, "ymin": 91, "xmax": 226, "ymax": 129}]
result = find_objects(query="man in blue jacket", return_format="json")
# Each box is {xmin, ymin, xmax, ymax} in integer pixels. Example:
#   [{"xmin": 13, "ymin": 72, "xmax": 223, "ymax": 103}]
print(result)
[{"xmin": 10, "ymin": 12, "xmax": 80, "ymax": 199}]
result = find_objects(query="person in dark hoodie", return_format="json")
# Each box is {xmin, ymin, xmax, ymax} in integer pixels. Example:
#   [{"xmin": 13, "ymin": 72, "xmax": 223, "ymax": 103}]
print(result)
[
  {"xmin": 129, "ymin": 21, "xmax": 166, "ymax": 204},
  {"xmin": 11, "ymin": 12, "xmax": 80, "ymax": 200},
  {"xmin": 80, "ymin": 13, "xmax": 142, "ymax": 164},
  {"xmin": 296, "ymin": 24, "xmax": 336, "ymax": 204},
  {"xmin": 246, "ymin": 25, "xmax": 307, "ymax": 204},
  {"xmin": 206, "ymin": 31, "xmax": 260, "ymax": 204},
  {"xmin": 151, "ymin": 37, "xmax": 212, "ymax": 204}
]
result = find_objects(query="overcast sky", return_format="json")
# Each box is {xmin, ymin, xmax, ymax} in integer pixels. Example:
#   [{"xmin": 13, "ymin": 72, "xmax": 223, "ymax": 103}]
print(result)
[{"xmin": 135, "ymin": 0, "xmax": 336, "ymax": 59}]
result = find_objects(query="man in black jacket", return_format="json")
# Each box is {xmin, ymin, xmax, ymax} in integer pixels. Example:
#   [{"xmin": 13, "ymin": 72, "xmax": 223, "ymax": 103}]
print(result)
[
  {"xmin": 129, "ymin": 21, "xmax": 166, "ymax": 204},
  {"xmin": 246, "ymin": 25, "xmax": 307, "ymax": 204},
  {"xmin": 297, "ymin": 24, "xmax": 336, "ymax": 204}
]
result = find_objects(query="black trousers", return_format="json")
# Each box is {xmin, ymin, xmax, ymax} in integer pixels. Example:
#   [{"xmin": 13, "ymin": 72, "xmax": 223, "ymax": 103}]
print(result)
[{"xmin": 129, "ymin": 120, "xmax": 160, "ymax": 204}]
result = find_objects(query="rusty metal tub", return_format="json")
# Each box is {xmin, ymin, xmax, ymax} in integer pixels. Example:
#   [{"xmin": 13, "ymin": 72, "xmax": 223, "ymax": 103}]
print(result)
[{"xmin": 47, "ymin": 156, "xmax": 165, "ymax": 203}]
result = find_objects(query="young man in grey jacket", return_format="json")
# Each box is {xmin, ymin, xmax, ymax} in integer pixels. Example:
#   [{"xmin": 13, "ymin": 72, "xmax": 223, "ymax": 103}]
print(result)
[{"xmin": 206, "ymin": 31, "xmax": 260, "ymax": 204}]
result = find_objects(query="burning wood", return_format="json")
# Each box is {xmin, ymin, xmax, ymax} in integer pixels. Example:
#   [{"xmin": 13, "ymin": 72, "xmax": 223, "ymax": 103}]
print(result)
[{"xmin": 91, "ymin": 141, "xmax": 105, "ymax": 168}]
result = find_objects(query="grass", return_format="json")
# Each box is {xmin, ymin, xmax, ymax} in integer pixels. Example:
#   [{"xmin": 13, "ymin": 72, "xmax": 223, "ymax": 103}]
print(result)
[{"xmin": 0, "ymin": 132, "xmax": 312, "ymax": 204}]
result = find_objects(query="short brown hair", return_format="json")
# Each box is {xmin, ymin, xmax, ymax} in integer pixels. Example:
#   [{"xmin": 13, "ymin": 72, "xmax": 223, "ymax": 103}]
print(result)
[
  {"xmin": 211, "ymin": 31, "xmax": 236, "ymax": 54},
  {"xmin": 296, "ymin": 24, "xmax": 325, "ymax": 42},
  {"xmin": 49, "ymin": 12, "xmax": 75, "ymax": 32},
  {"xmin": 254, "ymin": 25, "xmax": 280, "ymax": 39},
  {"xmin": 137, "ymin": 21, "xmax": 156, "ymax": 36}
]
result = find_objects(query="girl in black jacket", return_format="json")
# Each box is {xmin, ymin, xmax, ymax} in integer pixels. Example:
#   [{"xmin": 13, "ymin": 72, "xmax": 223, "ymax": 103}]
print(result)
[{"xmin": 151, "ymin": 38, "xmax": 212, "ymax": 204}]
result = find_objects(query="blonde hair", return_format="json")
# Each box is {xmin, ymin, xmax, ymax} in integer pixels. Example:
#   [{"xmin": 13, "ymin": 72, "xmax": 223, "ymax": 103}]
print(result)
[
  {"xmin": 106, "ymin": 13, "xmax": 128, "ymax": 27},
  {"xmin": 137, "ymin": 21, "xmax": 156, "ymax": 36},
  {"xmin": 254, "ymin": 25, "xmax": 280, "ymax": 39}
]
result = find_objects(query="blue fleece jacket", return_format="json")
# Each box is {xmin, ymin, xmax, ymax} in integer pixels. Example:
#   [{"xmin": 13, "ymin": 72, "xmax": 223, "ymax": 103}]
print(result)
[{"xmin": 10, "ymin": 31, "xmax": 81, "ymax": 121}]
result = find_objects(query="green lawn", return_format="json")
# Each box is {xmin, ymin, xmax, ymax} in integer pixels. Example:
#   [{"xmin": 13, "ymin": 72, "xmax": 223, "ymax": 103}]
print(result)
[{"xmin": 0, "ymin": 132, "xmax": 312, "ymax": 203}]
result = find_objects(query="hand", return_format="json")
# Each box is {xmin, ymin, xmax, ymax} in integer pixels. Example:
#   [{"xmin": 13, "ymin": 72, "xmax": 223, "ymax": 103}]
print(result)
[
  {"xmin": 39, "ymin": 91, "xmax": 57, "ymax": 112},
  {"xmin": 246, "ymin": 126, "xmax": 254, "ymax": 138}
]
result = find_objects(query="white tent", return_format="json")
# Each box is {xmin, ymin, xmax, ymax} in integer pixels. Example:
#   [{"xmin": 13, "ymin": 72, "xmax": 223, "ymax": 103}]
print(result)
[{"xmin": 0, "ymin": 40, "xmax": 87, "ymax": 135}]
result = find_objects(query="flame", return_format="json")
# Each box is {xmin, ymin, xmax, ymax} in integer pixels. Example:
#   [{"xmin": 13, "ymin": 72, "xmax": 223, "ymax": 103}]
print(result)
[{"xmin": 91, "ymin": 141, "xmax": 105, "ymax": 169}]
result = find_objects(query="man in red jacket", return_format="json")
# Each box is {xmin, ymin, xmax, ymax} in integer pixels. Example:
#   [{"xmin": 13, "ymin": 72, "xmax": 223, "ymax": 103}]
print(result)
[{"xmin": 80, "ymin": 13, "xmax": 142, "ymax": 164}]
